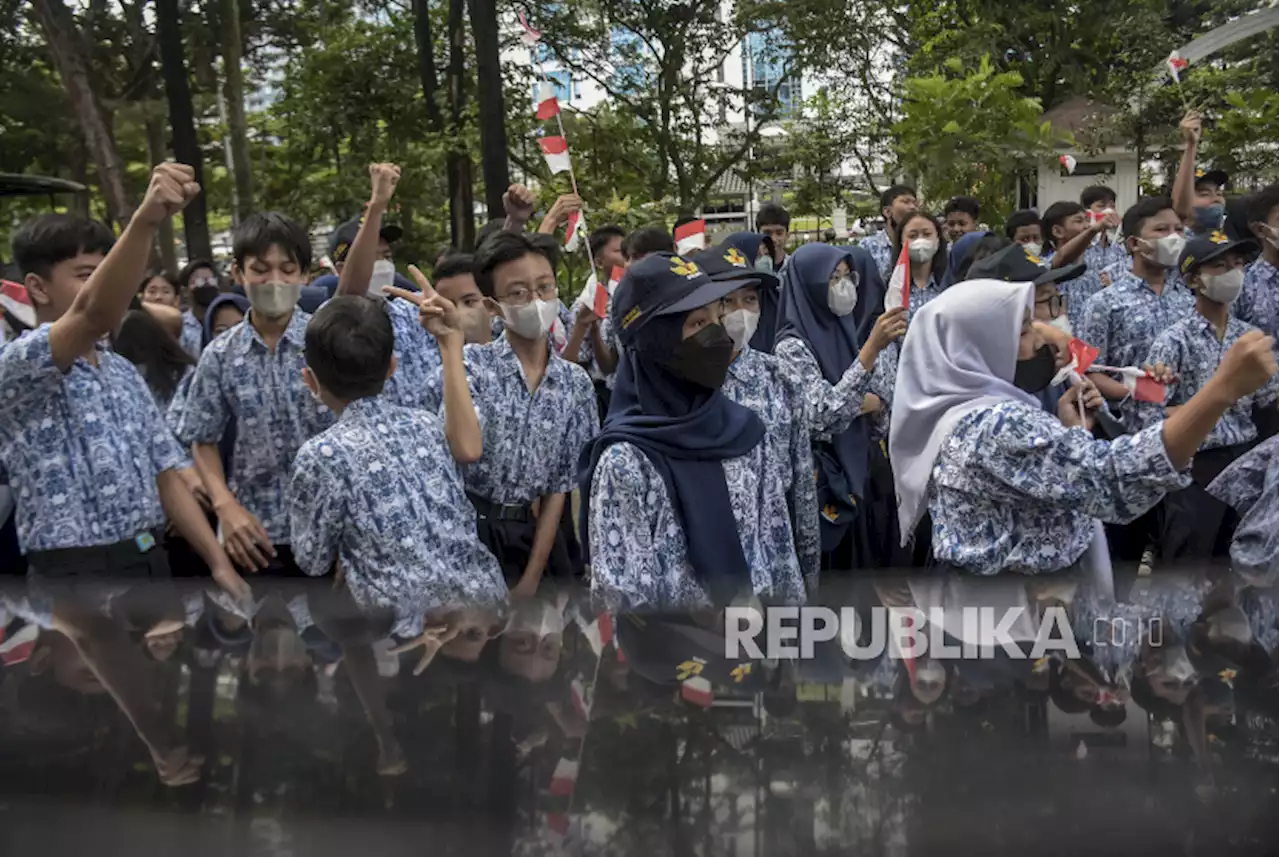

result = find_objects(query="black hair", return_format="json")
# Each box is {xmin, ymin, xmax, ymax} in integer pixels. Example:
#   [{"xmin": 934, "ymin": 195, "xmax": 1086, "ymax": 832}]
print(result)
[
  {"xmin": 433, "ymin": 244, "xmax": 457, "ymax": 266},
  {"xmin": 1004, "ymin": 209, "xmax": 1041, "ymax": 239},
  {"xmin": 304, "ymin": 295, "xmax": 394, "ymax": 401},
  {"xmin": 232, "ymin": 212, "xmax": 311, "ymax": 270},
  {"xmin": 11, "ymin": 213, "xmax": 115, "ymax": 279},
  {"xmin": 624, "ymin": 226, "xmax": 675, "ymax": 260},
  {"xmin": 943, "ymin": 196, "xmax": 981, "ymax": 219},
  {"xmin": 588, "ymin": 224, "xmax": 626, "ymax": 259},
  {"xmin": 472, "ymin": 230, "xmax": 557, "ymax": 298},
  {"xmin": 1080, "ymin": 185, "xmax": 1117, "ymax": 209},
  {"xmin": 1040, "ymin": 201, "xmax": 1086, "ymax": 249},
  {"xmin": 1088, "ymin": 705, "xmax": 1128, "ymax": 729},
  {"xmin": 756, "ymin": 202, "xmax": 791, "ymax": 230},
  {"xmin": 475, "ymin": 218, "xmax": 507, "ymax": 251},
  {"xmin": 433, "ymin": 252, "xmax": 475, "ymax": 282},
  {"xmin": 1246, "ymin": 183, "xmax": 1278, "ymax": 226},
  {"xmin": 177, "ymin": 258, "xmax": 217, "ymax": 288},
  {"xmin": 112, "ymin": 308, "xmax": 196, "ymax": 402},
  {"xmin": 138, "ymin": 268, "xmax": 178, "ymax": 295},
  {"xmin": 956, "ymin": 234, "xmax": 1012, "ymax": 282},
  {"xmin": 892, "ymin": 209, "xmax": 949, "ymax": 274},
  {"xmin": 1121, "ymin": 196, "xmax": 1175, "ymax": 241},
  {"xmin": 879, "ymin": 184, "xmax": 917, "ymax": 212}
]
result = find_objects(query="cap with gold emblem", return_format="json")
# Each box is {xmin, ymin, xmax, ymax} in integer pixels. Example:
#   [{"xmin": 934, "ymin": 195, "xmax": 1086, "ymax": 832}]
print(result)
[
  {"xmin": 610, "ymin": 252, "xmax": 752, "ymax": 342},
  {"xmin": 967, "ymin": 243, "xmax": 1086, "ymax": 286},
  {"xmin": 1178, "ymin": 229, "xmax": 1258, "ymax": 275}
]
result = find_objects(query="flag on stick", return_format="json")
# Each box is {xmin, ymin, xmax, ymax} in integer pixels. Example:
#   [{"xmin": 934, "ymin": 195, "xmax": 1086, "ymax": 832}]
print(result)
[
  {"xmin": 674, "ymin": 218, "xmax": 706, "ymax": 254},
  {"xmin": 540, "ymin": 136, "xmax": 572, "ymax": 175},
  {"xmin": 550, "ymin": 759, "xmax": 579, "ymax": 796},
  {"xmin": 1059, "ymin": 154, "xmax": 1077, "ymax": 175},
  {"xmin": 1166, "ymin": 51, "xmax": 1189, "ymax": 83},
  {"xmin": 564, "ymin": 208, "xmax": 585, "ymax": 251},
  {"xmin": 517, "ymin": 10, "xmax": 541, "ymax": 45},
  {"xmin": 535, "ymin": 81, "xmax": 560, "ymax": 120},
  {"xmin": 885, "ymin": 240, "xmax": 911, "ymax": 311},
  {"xmin": 0, "ymin": 280, "xmax": 36, "ymax": 330}
]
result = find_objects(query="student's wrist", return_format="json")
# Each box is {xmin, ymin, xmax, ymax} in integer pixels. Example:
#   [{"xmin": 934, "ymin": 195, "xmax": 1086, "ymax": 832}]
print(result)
[
  {"xmin": 210, "ymin": 494, "xmax": 240, "ymax": 515},
  {"xmin": 1199, "ymin": 376, "xmax": 1239, "ymax": 411},
  {"xmin": 366, "ymin": 198, "xmax": 389, "ymax": 215}
]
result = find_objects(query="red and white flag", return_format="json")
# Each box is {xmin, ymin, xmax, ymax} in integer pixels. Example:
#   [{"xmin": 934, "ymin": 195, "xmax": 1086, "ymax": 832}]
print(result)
[
  {"xmin": 578, "ymin": 612, "xmax": 614, "ymax": 655},
  {"xmin": 1059, "ymin": 154, "xmax": 1077, "ymax": 175},
  {"xmin": 681, "ymin": 675, "xmax": 713, "ymax": 707},
  {"xmin": 517, "ymin": 10, "xmax": 541, "ymax": 45},
  {"xmin": 0, "ymin": 623, "xmax": 38, "ymax": 667},
  {"xmin": 570, "ymin": 676, "xmax": 591, "ymax": 718},
  {"xmin": 674, "ymin": 219, "xmax": 706, "ymax": 254},
  {"xmin": 535, "ymin": 81, "xmax": 560, "ymax": 120},
  {"xmin": 549, "ymin": 758, "xmax": 579, "ymax": 796},
  {"xmin": 564, "ymin": 208, "xmax": 585, "ymax": 251},
  {"xmin": 540, "ymin": 136, "xmax": 572, "ymax": 175},
  {"xmin": 1167, "ymin": 51, "xmax": 1189, "ymax": 84},
  {"xmin": 0, "ymin": 280, "xmax": 36, "ymax": 330},
  {"xmin": 884, "ymin": 240, "xmax": 911, "ymax": 311}
]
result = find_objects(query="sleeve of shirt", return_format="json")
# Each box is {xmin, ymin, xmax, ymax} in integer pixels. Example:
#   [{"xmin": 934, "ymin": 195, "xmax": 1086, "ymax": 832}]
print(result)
[
  {"xmin": 973, "ymin": 404, "xmax": 1190, "ymax": 525},
  {"xmin": 0, "ymin": 326, "xmax": 62, "ymax": 410},
  {"xmin": 555, "ymin": 371, "xmax": 601, "ymax": 495},
  {"xmin": 165, "ymin": 368, "xmax": 194, "ymax": 438},
  {"xmin": 287, "ymin": 440, "xmax": 346, "ymax": 577},
  {"xmin": 175, "ymin": 346, "xmax": 230, "ymax": 445},
  {"xmin": 774, "ymin": 337, "xmax": 871, "ymax": 437},
  {"xmin": 868, "ymin": 342, "xmax": 898, "ymax": 408},
  {"xmin": 588, "ymin": 444, "xmax": 663, "ymax": 610},
  {"xmin": 386, "ymin": 298, "xmax": 440, "ymax": 365},
  {"xmin": 1079, "ymin": 293, "xmax": 1111, "ymax": 364},
  {"xmin": 1145, "ymin": 329, "xmax": 1186, "ymax": 406},
  {"xmin": 782, "ymin": 372, "xmax": 821, "ymax": 579}
]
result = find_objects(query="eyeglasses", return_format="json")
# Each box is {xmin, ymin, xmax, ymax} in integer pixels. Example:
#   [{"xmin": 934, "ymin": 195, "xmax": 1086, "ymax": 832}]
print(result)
[
  {"xmin": 1035, "ymin": 294, "xmax": 1066, "ymax": 317},
  {"xmin": 498, "ymin": 283, "xmax": 558, "ymax": 305},
  {"xmin": 828, "ymin": 271, "xmax": 860, "ymax": 288}
]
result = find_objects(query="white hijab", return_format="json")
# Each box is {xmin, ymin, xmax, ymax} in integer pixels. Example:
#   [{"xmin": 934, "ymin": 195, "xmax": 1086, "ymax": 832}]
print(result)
[{"xmin": 889, "ymin": 279, "xmax": 1038, "ymax": 544}]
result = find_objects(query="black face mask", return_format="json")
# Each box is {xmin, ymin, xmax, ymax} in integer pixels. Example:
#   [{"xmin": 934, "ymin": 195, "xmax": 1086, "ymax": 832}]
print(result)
[
  {"xmin": 1013, "ymin": 344, "xmax": 1057, "ymax": 393},
  {"xmin": 660, "ymin": 322, "xmax": 736, "ymax": 390},
  {"xmin": 191, "ymin": 283, "xmax": 220, "ymax": 308}
]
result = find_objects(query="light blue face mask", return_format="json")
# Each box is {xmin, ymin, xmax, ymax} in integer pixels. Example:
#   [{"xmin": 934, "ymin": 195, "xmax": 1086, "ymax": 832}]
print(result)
[
  {"xmin": 1193, "ymin": 203, "xmax": 1225, "ymax": 234},
  {"xmin": 754, "ymin": 255, "xmax": 774, "ymax": 274}
]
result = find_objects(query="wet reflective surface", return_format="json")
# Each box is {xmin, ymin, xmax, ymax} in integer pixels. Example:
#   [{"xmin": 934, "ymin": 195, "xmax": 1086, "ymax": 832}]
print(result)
[{"xmin": 0, "ymin": 569, "xmax": 1275, "ymax": 856}]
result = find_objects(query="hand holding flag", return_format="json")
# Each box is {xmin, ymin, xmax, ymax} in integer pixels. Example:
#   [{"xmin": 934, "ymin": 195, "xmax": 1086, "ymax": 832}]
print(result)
[{"xmin": 885, "ymin": 240, "xmax": 911, "ymax": 312}]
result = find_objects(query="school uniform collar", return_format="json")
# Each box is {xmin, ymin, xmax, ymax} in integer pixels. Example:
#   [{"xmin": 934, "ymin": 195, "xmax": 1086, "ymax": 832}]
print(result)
[
  {"xmin": 727, "ymin": 345, "xmax": 757, "ymax": 379},
  {"xmin": 234, "ymin": 308, "xmax": 308, "ymax": 355},
  {"xmin": 490, "ymin": 333, "xmax": 563, "ymax": 387},
  {"xmin": 338, "ymin": 394, "xmax": 393, "ymax": 424},
  {"xmin": 1189, "ymin": 310, "xmax": 1245, "ymax": 341}
]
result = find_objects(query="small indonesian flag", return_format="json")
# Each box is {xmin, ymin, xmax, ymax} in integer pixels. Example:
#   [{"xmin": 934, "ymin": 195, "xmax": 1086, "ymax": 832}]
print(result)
[
  {"xmin": 1086, "ymin": 207, "xmax": 1115, "ymax": 226},
  {"xmin": 549, "ymin": 758, "xmax": 579, "ymax": 796},
  {"xmin": 885, "ymin": 239, "xmax": 911, "ymax": 311},
  {"xmin": 0, "ymin": 280, "xmax": 36, "ymax": 330},
  {"xmin": 1068, "ymin": 338, "xmax": 1099, "ymax": 374},
  {"xmin": 548, "ymin": 813, "xmax": 571, "ymax": 836},
  {"xmin": 1133, "ymin": 374, "xmax": 1166, "ymax": 404},
  {"xmin": 540, "ymin": 136, "xmax": 572, "ymax": 175},
  {"xmin": 0, "ymin": 622, "xmax": 38, "ymax": 666},
  {"xmin": 564, "ymin": 208, "xmax": 585, "ymax": 251},
  {"xmin": 579, "ymin": 611, "xmax": 614, "ymax": 654},
  {"xmin": 517, "ymin": 10, "xmax": 541, "ymax": 45},
  {"xmin": 1167, "ymin": 51, "xmax": 1189, "ymax": 83},
  {"xmin": 535, "ymin": 81, "xmax": 560, "ymax": 120},
  {"xmin": 570, "ymin": 676, "xmax": 591, "ymax": 718},
  {"xmin": 681, "ymin": 675, "xmax": 713, "ymax": 707},
  {"xmin": 674, "ymin": 219, "xmax": 707, "ymax": 254},
  {"xmin": 1059, "ymin": 154, "xmax": 1077, "ymax": 175}
]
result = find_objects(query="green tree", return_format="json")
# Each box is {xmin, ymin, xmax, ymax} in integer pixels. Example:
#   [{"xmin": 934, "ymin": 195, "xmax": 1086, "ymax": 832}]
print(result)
[{"xmin": 776, "ymin": 89, "xmax": 866, "ymax": 228}]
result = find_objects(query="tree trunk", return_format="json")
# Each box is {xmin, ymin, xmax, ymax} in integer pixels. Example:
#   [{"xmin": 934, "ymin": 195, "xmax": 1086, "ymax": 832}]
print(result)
[
  {"xmin": 447, "ymin": 0, "xmax": 476, "ymax": 249},
  {"xmin": 219, "ymin": 0, "xmax": 254, "ymax": 223},
  {"xmin": 30, "ymin": 0, "xmax": 134, "ymax": 228},
  {"xmin": 411, "ymin": 0, "xmax": 443, "ymax": 132},
  {"xmin": 154, "ymin": 0, "xmax": 212, "ymax": 261},
  {"xmin": 467, "ymin": 0, "xmax": 509, "ymax": 220},
  {"xmin": 144, "ymin": 107, "xmax": 180, "ymax": 274}
]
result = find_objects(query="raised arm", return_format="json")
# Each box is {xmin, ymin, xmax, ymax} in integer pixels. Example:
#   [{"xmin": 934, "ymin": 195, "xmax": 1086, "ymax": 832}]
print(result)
[
  {"xmin": 337, "ymin": 162, "xmax": 401, "ymax": 297},
  {"xmin": 502, "ymin": 184, "xmax": 536, "ymax": 232},
  {"xmin": 1052, "ymin": 213, "xmax": 1119, "ymax": 268},
  {"xmin": 48, "ymin": 164, "xmax": 199, "ymax": 372},
  {"xmin": 1171, "ymin": 110, "xmax": 1201, "ymax": 224}
]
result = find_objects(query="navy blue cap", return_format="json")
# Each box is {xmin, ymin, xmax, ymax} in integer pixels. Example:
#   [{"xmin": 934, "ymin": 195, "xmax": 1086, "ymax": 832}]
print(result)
[
  {"xmin": 328, "ymin": 216, "xmax": 403, "ymax": 263},
  {"xmin": 611, "ymin": 252, "xmax": 750, "ymax": 340},
  {"xmin": 968, "ymin": 243, "xmax": 1087, "ymax": 286},
  {"xmin": 691, "ymin": 240, "xmax": 780, "ymax": 287},
  {"xmin": 1194, "ymin": 167, "xmax": 1229, "ymax": 189},
  {"xmin": 1179, "ymin": 229, "xmax": 1258, "ymax": 275}
]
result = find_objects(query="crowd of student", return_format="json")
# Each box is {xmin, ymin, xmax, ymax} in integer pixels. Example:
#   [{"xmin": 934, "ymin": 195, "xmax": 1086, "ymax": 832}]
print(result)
[{"xmin": 0, "ymin": 111, "xmax": 1276, "ymax": 657}]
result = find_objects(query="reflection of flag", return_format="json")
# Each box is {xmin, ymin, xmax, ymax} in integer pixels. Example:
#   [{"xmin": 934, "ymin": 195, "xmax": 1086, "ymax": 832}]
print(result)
[
  {"xmin": 1068, "ymin": 338, "xmax": 1098, "ymax": 373},
  {"xmin": 0, "ymin": 280, "xmax": 36, "ymax": 330},
  {"xmin": 535, "ymin": 81, "xmax": 560, "ymax": 120},
  {"xmin": 540, "ymin": 136, "xmax": 572, "ymax": 175},
  {"xmin": 0, "ymin": 622, "xmax": 38, "ymax": 666},
  {"xmin": 1167, "ymin": 51, "xmax": 1189, "ymax": 83},
  {"xmin": 517, "ymin": 10, "xmax": 541, "ymax": 45},
  {"xmin": 885, "ymin": 240, "xmax": 911, "ymax": 311},
  {"xmin": 1059, "ymin": 154, "xmax": 1077, "ymax": 174},
  {"xmin": 681, "ymin": 676, "xmax": 713, "ymax": 707},
  {"xmin": 564, "ymin": 208, "xmax": 584, "ymax": 251},
  {"xmin": 570, "ymin": 676, "xmax": 591, "ymax": 718},
  {"xmin": 550, "ymin": 758, "xmax": 579, "ymax": 796},
  {"xmin": 674, "ymin": 219, "xmax": 706, "ymax": 254}
]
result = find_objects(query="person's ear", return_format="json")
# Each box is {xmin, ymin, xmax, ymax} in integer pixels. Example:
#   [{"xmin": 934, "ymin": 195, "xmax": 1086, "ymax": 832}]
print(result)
[
  {"xmin": 230, "ymin": 262, "xmax": 245, "ymax": 286},
  {"xmin": 301, "ymin": 366, "xmax": 321, "ymax": 398},
  {"xmin": 386, "ymin": 353, "xmax": 398, "ymax": 380},
  {"xmin": 484, "ymin": 297, "xmax": 502, "ymax": 318},
  {"xmin": 23, "ymin": 273, "xmax": 51, "ymax": 307}
]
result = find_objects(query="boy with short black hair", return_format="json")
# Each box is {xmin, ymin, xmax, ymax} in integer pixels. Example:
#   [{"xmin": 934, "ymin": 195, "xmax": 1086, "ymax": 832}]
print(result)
[
  {"xmin": 1146, "ymin": 232, "xmax": 1277, "ymax": 558},
  {"xmin": 289, "ymin": 293, "xmax": 506, "ymax": 632},
  {"xmin": 859, "ymin": 185, "xmax": 917, "ymax": 281},
  {"xmin": 756, "ymin": 203, "xmax": 791, "ymax": 270},
  {"xmin": 1, "ymin": 166, "xmax": 243, "ymax": 598},
  {"xmin": 1239, "ymin": 183, "xmax": 1278, "ymax": 340},
  {"xmin": 426, "ymin": 230, "xmax": 599, "ymax": 597},
  {"xmin": 1170, "ymin": 110, "xmax": 1229, "ymax": 236},
  {"xmin": 624, "ymin": 226, "xmax": 675, "ymax": 261},
  {"xmin": 1004, "ymin": 209, "xmax": 1042, "ymax": 253},
  {"xmin": 1080, "ymin": 185, "xmax": 1128, "ymax": 272},
  {"xmin": 433, "ymin": 253, "xmax": 491, "ymax": 344},
  {"xmin": 1041, "ymin": 199, "xmax": 1122, "ymax": 332},
  {"xmin": 176, "ymin": 210, "xmax": 333, "ymax": 578},
  {"xmin": 942, "ymin": 196, "xmax": 981, "ymax": 242}
]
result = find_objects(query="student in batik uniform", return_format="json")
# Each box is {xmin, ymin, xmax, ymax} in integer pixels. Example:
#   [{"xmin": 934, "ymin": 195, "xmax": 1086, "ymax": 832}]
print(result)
[
  {"xmin": 176, "ymin": 258, "xmax": 222, "ymax": 358},
  {"xmin": 1080, "ymin": 185, "xmax": 1129, "ymax": 271},
  {"xmin": 1208, "ymin": 436, "xmax": 1278, "ymax": 585},
  {"xmin": 1146, "ymin": 233, "xmax": 1278, "ymax": 559},
  {"xmin": 1040, "ymin": 200, "xmax": 1122, "ymax": 335},
  {"xmin": 176, "ymin": 212, "xmax": 333, "ymax": 578},
  {"xmin": 691, "ymin": 236, "xmax": 782, "ymax": 353},
  {"xmin": 889, "ymin": 278, "xmax": 1276, "ymax": 576},
  {"xmin": 426, "ymin": 231, "xmax": 598, "ymax": 597},
  {"xmin": 891, "ymin": 211, "xmax": 950, "ymax": 320},
  {"xmin": 858, "ymin": 185, "xmax": 919, "ymax": 284},
  {"xmin": 773, "ymin": 244, "xmax": 903, "ymax": 568},
  {"xmin": 579, "ymin": 253, "xmax": 807, "ymax": 609},
  {"xmin": 287, "ymin": 295, "xmax": 506, "ymax": 636},
  {"xmin": 1238, "ymin": 184, "xmax": 1278, "ymax": 341},
  {"xmin": 0, "ymin": 167, "xmax": 243, "ymax": 600}
]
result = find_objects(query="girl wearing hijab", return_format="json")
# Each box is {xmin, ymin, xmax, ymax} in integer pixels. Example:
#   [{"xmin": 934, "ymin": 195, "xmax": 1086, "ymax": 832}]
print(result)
[
  {"xmin": 691, "ymin": 235, "xmax": 782, "ymax": 353},
  {"xmin": 940, "ymin": 230, "xmax": 989, "ymax": 290},
  {"xmin": 890, "ymin": 279, "xmax": 1277, "ymax": 575},
  {"xmin": 578, "ymin": 253, "xmax": 807, "ymax": 609},
  {"xmin": 774, "ymin": 244, "xmax": 904, "ymax": 569},
  {"xmin": 892, "ymin": 211, "xmax": 950, "ymax": 319}
]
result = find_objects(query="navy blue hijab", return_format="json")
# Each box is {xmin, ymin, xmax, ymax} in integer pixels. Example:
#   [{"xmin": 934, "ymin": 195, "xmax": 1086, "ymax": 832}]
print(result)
[
  {"xmin": 775, "ymin": 243, "xmax": 883, "ymax": 548},
  {"xmin": 697, "ymin": 231, "xmax": 781, "ymax": 353},
  {"xmin": 577, "ymin": 313, "xmax": 765, "ymax": 598},
  {"xmin": 202, "ymin": 293, "xmax": 250, "ymax": 346},
  {"xmin": 940, "ymin": 230, "xmax": 987, "ymax": 290}
]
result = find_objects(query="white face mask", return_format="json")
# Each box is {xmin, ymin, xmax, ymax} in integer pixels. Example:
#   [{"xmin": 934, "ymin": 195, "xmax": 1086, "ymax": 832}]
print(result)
[
  {"xmin": 1047, "ymin": 313, "xmax": 1073, "ymax": 336},
  {"xmin": 1260, "ymin": 224, "xmax": 1278, "ymax": 250},
  {"xmin": 503, "ymin": 298, "xmax": 558, "ymax": 340},
  {"xmin": 369, "ymin": 259, "xmax": 396, "ymax": 296},
  {"xmin": 1021, "ymin": 242, "xmax": 1043, "ymax": 258},
  {"xmin": 1138, "ymin": 234, "xmax": 1186, "ymax": 268},
  {"xmin": 1198, "ymin": 268, "xmax": 1245, "ymax": 304},
  {"xmin": 908, "ymin": 238, "xmax": 938, "ymax": 263},
  {"xmin": 246, "ymin": 281, "xmax": 302, "ymax": 319},
  {"xmin": 827, "ymin": 276, "xmax": 858, "ymax": 316},
  {"xmin": 723, "ymin": 308, "xmax": 760, "ymax": 351}
]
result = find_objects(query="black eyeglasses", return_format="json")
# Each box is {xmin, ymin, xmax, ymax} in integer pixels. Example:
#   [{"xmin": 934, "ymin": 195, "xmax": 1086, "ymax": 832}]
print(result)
[{"xmin": 1035, "ymin": 294, "xmax": 1066, "ymax": 317}]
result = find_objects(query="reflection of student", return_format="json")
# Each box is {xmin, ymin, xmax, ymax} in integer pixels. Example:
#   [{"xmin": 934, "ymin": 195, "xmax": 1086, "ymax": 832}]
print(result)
[
  {"xmin": 498, "ymin": 597, "xmax": 564, "ymax": 684},
  {"xmin": 1207, "ymin": 436, "xmax": 1278, "ymax": 583}
]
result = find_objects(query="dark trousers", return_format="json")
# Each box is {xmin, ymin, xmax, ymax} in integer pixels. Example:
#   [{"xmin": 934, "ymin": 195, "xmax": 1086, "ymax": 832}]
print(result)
[
  {"xmin": 27, "ymin": 532, "xmax": 171, "ymax": 580},
  {"xmin": 593, "ymin": 380, "xmax": 612, "ymax": 424},
  {"xmin": 469, "ymin": 492, "xmax": 578, "ymax": 585},
  {"xmin": 1158, "ymin": 441, "xmax": 1252, "ymax": 561}
]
